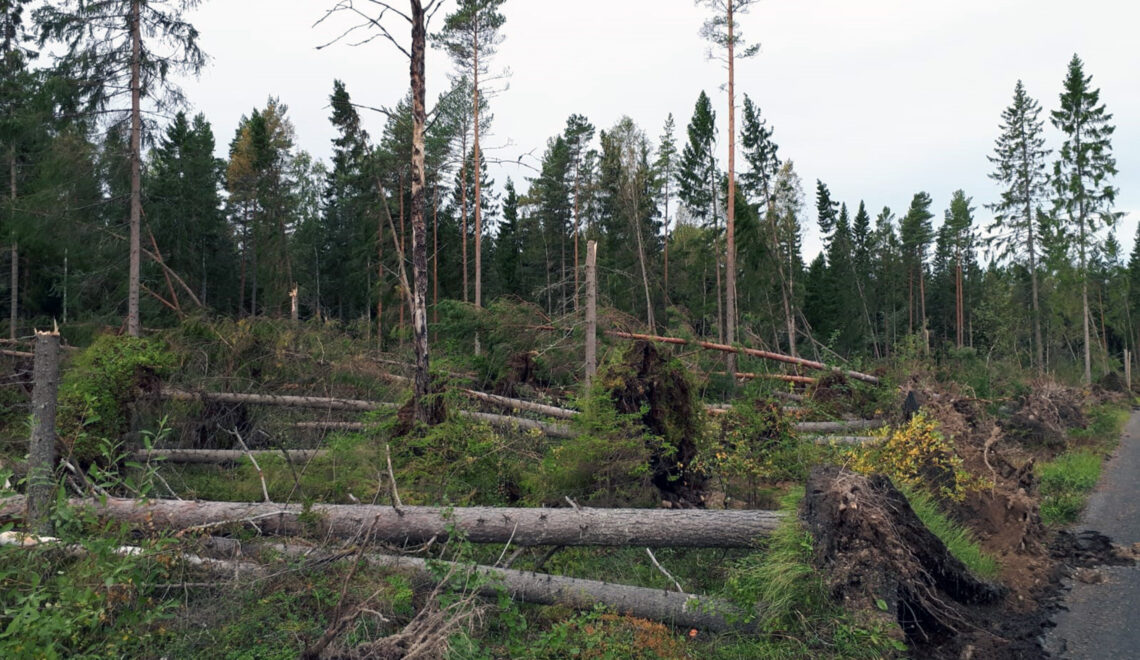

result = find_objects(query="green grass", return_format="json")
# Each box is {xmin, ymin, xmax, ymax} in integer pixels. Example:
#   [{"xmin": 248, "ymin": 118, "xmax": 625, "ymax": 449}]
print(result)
[
  {"xmin": 903, "ymin": 489, "xmax": 999, "ymax": 579},
  {"xmin": 1037, "ymin": 450, "xmax": 1104, "ymax": 525}
]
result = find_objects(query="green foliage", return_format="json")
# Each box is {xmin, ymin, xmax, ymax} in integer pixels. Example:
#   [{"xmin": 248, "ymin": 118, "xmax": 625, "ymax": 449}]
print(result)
[
  {"xmin": 0, "ymin": 520, "xmax": 176, "ymax": 659},
  {"xmin": 701, "ymin": 397, "xmax": 815, "ymax": 507},
  {"xmin": 535, "ymin": 382, "xmax": 656, "ymax": 507},
  {"xmin": 903, "ymin": 488, "xmax": 998, "ymax": 578},
  {"xmin": 58, "ymin": 334, "xmax": 174, "ymax": 463}
]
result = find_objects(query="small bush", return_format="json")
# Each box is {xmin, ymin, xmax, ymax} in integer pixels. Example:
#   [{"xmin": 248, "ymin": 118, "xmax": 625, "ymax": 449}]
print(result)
[{"xmin": 849, "ymin": 412, "xmax": 989, "ymax": 502}]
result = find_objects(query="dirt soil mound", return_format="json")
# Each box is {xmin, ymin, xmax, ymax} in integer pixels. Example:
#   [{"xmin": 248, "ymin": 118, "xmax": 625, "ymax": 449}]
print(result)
[
  {"xmin": 1002, "ymin": 380, "xmax": 1087, "ymax": 450},
  {"xmin": 802, "ymin": 467, "xmax": 1047, "ymax": 659}
]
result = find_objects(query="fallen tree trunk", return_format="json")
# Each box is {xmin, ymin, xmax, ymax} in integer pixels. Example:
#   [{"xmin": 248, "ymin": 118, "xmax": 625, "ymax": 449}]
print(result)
[
  {"xmin": 273, "ymin": 544, "xmax": 757, "ymax": 633},
  {"xmin": 609, "ymin": 331, "xmax": 879, "ymax": 384},
  {"xmin": 459, "ymin": 410, "xmax": 576, "ymax": 438},
  {"xmin": 811, "ymin": 436, "xmax": 881, "ymax": 445},
  {"xmin": 461, "ymin": 389, "xmax": 578, "ymax": 420},
  {"xmin": 161, "ymin": 387, "xmax": 395, "ymax": 412},
  {"xmin": 796, "ymin": 419, "xmax": 885, "ymax": 433},
  {"xmin": 0, "ymin": 496, "xmax": 783, "ymax": 548},
  {"xmin": 713, "ymin": 370, "xmax": 816, "ymax": 385},
  {"xmin": 0, "ymin": 348, "xmax": 33, "ymax": 359},
  {"xmin": 132, "ymin": 449, "xmax": 328, "ymax": 465},
  {"xmin": 372, "ymin": 371, "xmax": 579, "ymax": 420}
]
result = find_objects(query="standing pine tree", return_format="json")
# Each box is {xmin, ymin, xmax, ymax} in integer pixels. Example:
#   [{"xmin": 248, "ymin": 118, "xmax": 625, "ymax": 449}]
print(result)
[
  {"xmin": 37, "ymin": 0, "xmax": 205, "ymax": 336},
  {"xmin": 944, "ymin": 190, "xmax": 975, "ymax": 348},
  {"xmin": 697, "ymin": 0, "xmax": 761, "ymax": 376},
  {"xmin": 988, "ymin": 80, "xmax": 1051, "ymax": 371},
  {"xmin": 435, "ymin": 0, "xmax": 506, "ymax": 312},
  {"xmin": 1051, "ymin": 54, "xmax": 1119, "ymax": 385},
  {"xmin": 562, "ymin": 113, "xmax": 594, "ymax": 311}
]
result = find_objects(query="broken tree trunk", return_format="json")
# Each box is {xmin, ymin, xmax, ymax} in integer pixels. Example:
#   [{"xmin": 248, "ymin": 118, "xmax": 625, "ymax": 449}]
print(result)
[
  {"xmin": 0, "ymin": 496, "xmax": 783, "ymax": 548},
  {"xmin": 274, "ymin": 545, "xmax": 757, "ymax": 633},
  {"xmin": 27, "ymin": 330, "xmax": 60, "ymax": 536},
  {"xmin": 132, "ymin": 449, "xmax": 328, "ymax": 465},
  {"xmin": 609, "ymin": 331, "xmax": 879, "ymax": 384},
  {"xmin": 585, "ymin": 240, "xmax": 598, "ymax": 389}
]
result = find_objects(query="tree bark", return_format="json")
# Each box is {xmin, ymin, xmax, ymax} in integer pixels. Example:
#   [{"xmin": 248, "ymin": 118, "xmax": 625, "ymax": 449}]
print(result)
[
  {"xmin": 8, "ymin": 146, "xmax": 15, "ymax": 341},
  {"xmin": 127, "ymin": 0, "xmax": 142, "ymax": 337},
  {"xmin": 279, "ymin": 546, "xmax": 757, "ymax": 633},
  {"xmin": 409, "ymin": 1, "xmax": 432, "ymax": 423},
  {"xmin": 27, "ymin": 330, "xmax": 60, "ymax": 536},
  {"xmin": 585, "ymin": 240, "xmax": 597, "ymax": 389},
  {"xmin": 7, "ymin": 243, "xmax": 14, "ymax": 341},
  {"xmin": 724, "ymin": 0, "xmax": 738, "ymax": 380},
  {"xmin": 0, "ymin": 496, "xmax": 783, "ymax": 549},
  {"xmin": 473, "ymin": 21, "xmax": 482, "ymax": 311}
]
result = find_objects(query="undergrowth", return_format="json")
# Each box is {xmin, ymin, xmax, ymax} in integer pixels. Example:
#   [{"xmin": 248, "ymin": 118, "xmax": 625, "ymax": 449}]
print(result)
[{"xmin": 1037, "ymin": 403, "xmax": 1128, "ymax": 525}]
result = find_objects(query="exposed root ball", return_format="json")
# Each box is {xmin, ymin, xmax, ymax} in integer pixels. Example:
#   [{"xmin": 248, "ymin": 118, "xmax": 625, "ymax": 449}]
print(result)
[{"xmin": 802, "ymin": 467, "xmax": 1004, "ymax": 647}]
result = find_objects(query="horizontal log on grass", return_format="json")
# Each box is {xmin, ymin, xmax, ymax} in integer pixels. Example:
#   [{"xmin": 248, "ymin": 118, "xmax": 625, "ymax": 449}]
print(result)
[
  {"xmin": 0, "ymin": 496, "xmax": 785, "ymax": 548},
  {"xmin": 273, "ymin": 544, "xmax": 757, "ymax": 633},
  {"xmin": 795, "ymin": 419, "xmax": 886, "ymax": 433},
  {"xmin": 608, "ymin": 331, "xmax": 879, "ymax": 384},
  {"xmin": 161, "ymin": 387, "xmax": 397, "ymax": 412},
  {"xmin": 811, "ymin": 436, "xmax": 882, "ymax": 445},
  {"xmin": 131, "ymin": 449, "xmax": 328, "ymax": 465},
  {"xmin": 290, "ymin": 411, "xmax": 575, "ymax": 438}
]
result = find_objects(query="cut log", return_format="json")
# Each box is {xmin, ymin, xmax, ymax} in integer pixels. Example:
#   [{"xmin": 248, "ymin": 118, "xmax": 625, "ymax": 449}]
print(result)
[
  {"xmin": 132, "ymin": 449, "xmax": 328, "ymax": 465},
  {"xmin": 273, "ymin": 544, "xmax": 757, "ymax": 633},
  {"xmin": 795, "ymin": 419, "xmax": 885, "ymax": 433},
  {"xmin": 0, "ymin": 496, "xmax": 784, "ymax": 548},
  {"xmin": 609, "ymin": 331, "xmax": 879, "ymax": 384}
]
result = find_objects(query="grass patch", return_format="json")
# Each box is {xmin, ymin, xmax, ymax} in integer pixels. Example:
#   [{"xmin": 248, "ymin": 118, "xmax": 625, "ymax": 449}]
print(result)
[
  {"xmin": 1037, "ymin": 450, "xmax": 1103, "ymax": 526},
  {"xmin": 903, "ymin": 489, "xmax": 998, "ymax": 579}
]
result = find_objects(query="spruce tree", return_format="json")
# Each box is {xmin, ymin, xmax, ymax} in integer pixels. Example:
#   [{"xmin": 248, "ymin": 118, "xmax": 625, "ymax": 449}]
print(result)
[
  {"xmin": 900, "ymin": 192, "xmax": 934, "ymax": 345},
  {"xmin": 1051, "ymin": 54, "xmax": 1119, "ymax": 384},
  {"xmin": 654, "ymin": 114, "xmax": 678, "ymax": 296},
  {"xmin": 988, "ymin": 80, "xmax": 1050, "ymax": 371},
  {"xmin": 37, "ymin": 0, "xmax": 205, "ymax": 336},
  {"xmin": 677, "ymin": 91, "xmax": 724, "ymax": 341}
]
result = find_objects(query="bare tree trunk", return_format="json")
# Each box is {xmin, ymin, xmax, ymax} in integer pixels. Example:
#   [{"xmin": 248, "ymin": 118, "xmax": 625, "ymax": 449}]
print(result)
[
  {"xmin": 724, "ymin": 0, "xmax": 738, "ymax": 378},
  {"xmin": 377, "ymin": 194, "xmax": 384, "ymax": 350},
  {"xmin": 409, "ymin": 1, "xmax": 432, "ymax": 424},
  {"xmin": 7, "ymin": 243, "xmax": 14, "ymax": 341},
  {"xmin": 585, "ymin": 240, "xmax": 597, "ymax": 389},
  {"xmin": 473, "ymin": 26, "xmax": 483, "ymax": 311},
  {"xmin": 432, "ymin": 185, "xmax": 439, "ymax": 324},
  {"xmin": 398, "ymin": 177, "xmax": 405, "ymax": 338},
  {"xmin": 27, "ymin": 330, "xmax": 60, "ymax": 536},
  {"xmin": 460, "ymin": 146, "xmax": 469, "ymax": 303},
  {"xmin": 127, "ymin": 0, "xmax": 142, "ymax": 337},
  {"xmin": 8, "ymin": 147, "xmax": 15, "ymax": 341},
  {"xmin": 0, "ymin": 496, "xmax": 783, "ymax": 549}
]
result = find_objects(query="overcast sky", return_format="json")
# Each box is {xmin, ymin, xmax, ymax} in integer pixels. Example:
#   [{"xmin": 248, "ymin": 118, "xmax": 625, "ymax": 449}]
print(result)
[{"xmin": 178, "ymin": 0, "xmax": 1139, "ymax": 259}]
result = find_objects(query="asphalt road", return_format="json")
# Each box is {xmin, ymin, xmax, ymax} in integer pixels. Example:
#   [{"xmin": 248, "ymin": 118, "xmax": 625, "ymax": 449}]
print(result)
[{"xmin": 1045, "ymin": 410, "xmax": 1140, "ymax": 659}]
